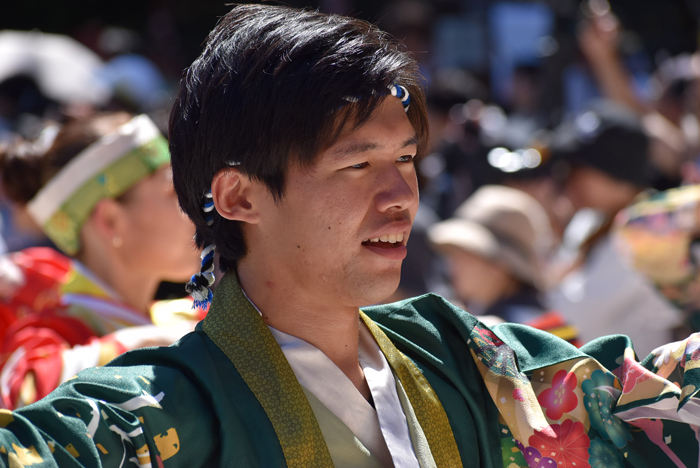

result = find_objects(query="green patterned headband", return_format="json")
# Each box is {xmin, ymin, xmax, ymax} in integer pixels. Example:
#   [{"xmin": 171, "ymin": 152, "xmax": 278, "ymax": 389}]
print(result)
[{"xmin": 27, "ymin": 115, "xmax": 170, "ymax": 255}]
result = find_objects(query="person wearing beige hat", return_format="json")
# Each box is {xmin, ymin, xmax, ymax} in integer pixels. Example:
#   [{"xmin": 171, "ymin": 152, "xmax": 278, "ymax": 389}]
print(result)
[{"xmin": 429, "ymin": 185, "xmax": 578, "ymax": 343}]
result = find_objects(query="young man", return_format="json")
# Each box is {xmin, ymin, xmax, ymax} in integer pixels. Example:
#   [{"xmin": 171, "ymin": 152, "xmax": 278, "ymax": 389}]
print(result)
[{"xmin": 0, "ymin": 5, "xmax": 699, "ymax": 468}]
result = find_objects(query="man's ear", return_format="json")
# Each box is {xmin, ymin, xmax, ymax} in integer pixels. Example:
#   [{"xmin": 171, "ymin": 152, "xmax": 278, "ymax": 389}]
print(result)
[{"xmin": 211, "ymin": 167, "xmax": 262, "ymax": 224}]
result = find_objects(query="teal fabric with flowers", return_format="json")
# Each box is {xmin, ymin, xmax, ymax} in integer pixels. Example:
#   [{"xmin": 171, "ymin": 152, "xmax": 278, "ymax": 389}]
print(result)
[{"xmin": 365, "ymin": 294, "xmax": 700, "ymax": 468}]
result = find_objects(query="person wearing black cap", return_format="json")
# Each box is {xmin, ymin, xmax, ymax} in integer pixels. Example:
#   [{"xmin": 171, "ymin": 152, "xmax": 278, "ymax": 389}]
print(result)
[
  {"xmin": 548, "ymin": 100, "xmax": 683, "ymax": 355},
  {"xmin": 552, "ymin": 100, "xmax": 653, "ymax": 212}
]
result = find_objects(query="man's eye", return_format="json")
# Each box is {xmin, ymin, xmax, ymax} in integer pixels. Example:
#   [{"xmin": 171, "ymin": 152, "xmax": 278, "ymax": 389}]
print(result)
[
  {"xmin": 349, "ymin": 162, "xmax": 369, "ymax": 169},
  {"xmin": 397, "ymin": 155, "xmax": 415, "ymax": 163}
]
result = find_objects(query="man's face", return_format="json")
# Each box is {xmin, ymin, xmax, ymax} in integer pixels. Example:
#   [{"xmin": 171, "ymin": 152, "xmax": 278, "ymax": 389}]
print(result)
[{"xmin": 247, "ymin": 97, "xmax": 419, "ymax": 307}]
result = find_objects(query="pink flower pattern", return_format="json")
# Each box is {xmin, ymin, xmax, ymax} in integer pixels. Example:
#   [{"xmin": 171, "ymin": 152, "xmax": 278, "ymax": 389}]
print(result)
[
  {"xmin": 537, "ymin": 369, "xmax": 578, "ymax": 420},
  {"xmin": 528, "ymin": 420, "xmax": 591, "ymax": 468}
]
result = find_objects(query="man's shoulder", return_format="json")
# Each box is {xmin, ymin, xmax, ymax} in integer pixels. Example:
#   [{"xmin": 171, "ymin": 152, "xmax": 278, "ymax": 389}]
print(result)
[
  {"xmin": 364, "ymin": 293, "xmax": 586, "ymax": 371},
  {"xmin": 43, "ymin": 330, "xmax": 222, "ymax": 401},
  {"xmin": 102, "ymin": 328, "xmax": 236, "ymax": 387},
  {"xmin": 21, "ymin": 328, "xmax": 237, "ymax": 412},
  {"xmin": 363, "ymin": 292, "xmax": 474, "ymax": 326},
  {"xmin": 8, "ymin": 330, "xmax": 229, "ymax": 467},
  {"xmin": 361, "ymin": 293, "xmax": 480, "ymax": 368}
]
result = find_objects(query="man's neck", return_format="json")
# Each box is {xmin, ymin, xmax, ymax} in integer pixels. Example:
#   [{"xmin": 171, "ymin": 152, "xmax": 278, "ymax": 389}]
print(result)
[{"xmin": 236, "ymin": 261, "xmax": 372, "ymax": 400}]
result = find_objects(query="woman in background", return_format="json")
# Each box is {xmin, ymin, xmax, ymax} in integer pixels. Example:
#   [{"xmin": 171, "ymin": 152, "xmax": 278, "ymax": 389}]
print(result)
[
  {"xmin": 0, "ymin": 112, "xmax": 201, "ymax": 409},
  {"xmin": 429, "ymin": 185, "xmax": 580, "ymax": 345}
]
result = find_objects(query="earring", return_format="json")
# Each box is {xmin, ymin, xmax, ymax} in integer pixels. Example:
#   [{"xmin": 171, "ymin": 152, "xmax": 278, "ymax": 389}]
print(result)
[{"xmin": 112, "ymin": 236, "xmax": 123, "ymax": 248}]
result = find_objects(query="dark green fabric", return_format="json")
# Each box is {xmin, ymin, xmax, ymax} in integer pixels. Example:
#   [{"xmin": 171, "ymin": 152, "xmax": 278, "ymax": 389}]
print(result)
[
  {"xmin": 0, "ymin": 293, "xmax": 507, "ymax": 467},
  {"xmin": 0, "ymin": 291, "xmax": 699, "ymax": 467},
  {"xmin": 1, "ymin": 331, "xmax": 288, "ymax": 467},
  {"xmin": 489, "ymin": 322, "xmax": 584, "ymax": 372}
]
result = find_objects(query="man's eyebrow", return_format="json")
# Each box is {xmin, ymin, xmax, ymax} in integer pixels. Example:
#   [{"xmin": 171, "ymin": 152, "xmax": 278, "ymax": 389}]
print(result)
[
  {"xmin": 330, "ymin": 135, "xmax": 418, "ymax": 160},
  {"xmin": 400, "ymin": 136, "xmax": 419, "ymax": 149},
  {"xmin": 331, "ymin": 141, "xmax": 381, "ymax": 159}
]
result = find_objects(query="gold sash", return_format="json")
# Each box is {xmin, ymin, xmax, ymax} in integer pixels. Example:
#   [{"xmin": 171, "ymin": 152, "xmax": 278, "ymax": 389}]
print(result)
[{"xmin": 360, "ymin": 313, "xmax": 463, "ymax": 467}]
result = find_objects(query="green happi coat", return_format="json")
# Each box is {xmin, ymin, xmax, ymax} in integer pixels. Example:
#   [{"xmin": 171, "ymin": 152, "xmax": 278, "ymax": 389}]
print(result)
[{"xmin": 1, "ymin": 272, "xmax": 700, "ymax": 467}]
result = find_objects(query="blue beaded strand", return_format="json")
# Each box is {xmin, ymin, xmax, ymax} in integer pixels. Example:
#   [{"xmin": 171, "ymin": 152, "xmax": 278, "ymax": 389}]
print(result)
[{"xmin": 186, "ymin": 189, "xmax": 217, "ymax": 310}]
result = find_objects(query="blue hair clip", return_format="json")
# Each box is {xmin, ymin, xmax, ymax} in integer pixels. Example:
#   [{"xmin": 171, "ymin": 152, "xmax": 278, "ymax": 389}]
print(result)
[
  {"xmin": 389, "ymin": 84, "xmax": 410, "ymax": 112},
  {"xmin": 342, "ymin": 83, "xmax": 411, "ymax": 112}
]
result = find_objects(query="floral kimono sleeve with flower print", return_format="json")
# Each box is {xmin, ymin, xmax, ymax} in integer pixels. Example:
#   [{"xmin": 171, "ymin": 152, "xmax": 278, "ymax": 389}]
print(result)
[{"xmin": 473, "ymin": 321, "xmax": 700, "ymax": 468}]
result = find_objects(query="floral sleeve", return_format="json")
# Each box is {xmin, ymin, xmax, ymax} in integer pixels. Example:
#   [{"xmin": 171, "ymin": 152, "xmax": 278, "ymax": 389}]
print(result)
[{"xmin": 473, "ymin": 321, "xmax": 700, "ymax": 468}]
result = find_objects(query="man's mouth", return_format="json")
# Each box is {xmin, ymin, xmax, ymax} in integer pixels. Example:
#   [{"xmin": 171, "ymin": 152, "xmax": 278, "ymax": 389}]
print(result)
[{"xmin": 361, "ymin": 233, "xmax": 405, "ymax": 249}]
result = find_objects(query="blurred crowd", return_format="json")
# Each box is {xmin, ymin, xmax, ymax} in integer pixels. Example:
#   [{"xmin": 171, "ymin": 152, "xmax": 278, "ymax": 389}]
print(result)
[{"xmin": 2, "ymin": 0, "xmax": 700, "ymax": 408}]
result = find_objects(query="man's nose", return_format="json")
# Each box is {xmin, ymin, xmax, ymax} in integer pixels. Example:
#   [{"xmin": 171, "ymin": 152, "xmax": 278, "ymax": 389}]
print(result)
[{"xmin": 374, "ymin": 165, "xmax": 417, "ymax": 213}]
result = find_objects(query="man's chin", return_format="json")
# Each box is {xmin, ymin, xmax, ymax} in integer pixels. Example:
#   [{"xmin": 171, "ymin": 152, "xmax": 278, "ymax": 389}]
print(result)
[{"xmin": 351, "ymin": 273, "xmax": 402, "ymax": 307}]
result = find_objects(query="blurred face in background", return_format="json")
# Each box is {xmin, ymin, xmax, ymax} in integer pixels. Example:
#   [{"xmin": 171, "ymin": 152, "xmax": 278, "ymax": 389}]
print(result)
[
  {"xmin": 445, "ymin": 246, "xmax": 517, "ymax": 309},
  {"xmin": 565, "ymin": 165, "xmax": 640, "ymax": 215},
  {"xmin": 117, "ymin": 165, "xmax": 199, "ymax": 282}
]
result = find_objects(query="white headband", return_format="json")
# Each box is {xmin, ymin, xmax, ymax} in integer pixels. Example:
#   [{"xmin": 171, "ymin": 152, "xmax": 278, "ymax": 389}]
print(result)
[{"xmin": 27, "ymin": 114, "xmax": 162, "ymax": 226}]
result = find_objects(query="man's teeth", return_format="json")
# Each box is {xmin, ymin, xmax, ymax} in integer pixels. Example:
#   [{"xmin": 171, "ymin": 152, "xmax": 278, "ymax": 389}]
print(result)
[{"xmin": 363, "ymin": 233, "xmax": 404, "ymax": 244}]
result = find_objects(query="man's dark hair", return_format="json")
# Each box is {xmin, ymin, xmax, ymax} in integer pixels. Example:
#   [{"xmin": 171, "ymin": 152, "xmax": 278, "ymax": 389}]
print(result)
[{"xmin": 169, "ymin": 4, "xmax": 428, "ymax": 272}]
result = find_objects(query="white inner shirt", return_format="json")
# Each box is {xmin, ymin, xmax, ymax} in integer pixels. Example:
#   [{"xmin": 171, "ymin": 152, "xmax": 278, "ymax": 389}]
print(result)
[{"xmin": 243, "ymin": 290, "xmax": 420, "ymax": 468}]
